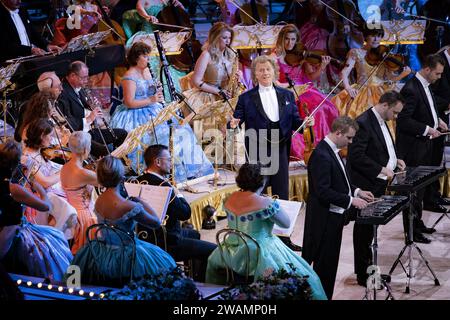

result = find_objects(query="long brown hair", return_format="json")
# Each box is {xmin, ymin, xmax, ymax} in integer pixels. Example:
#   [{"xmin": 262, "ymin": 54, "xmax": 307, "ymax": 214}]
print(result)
[
  {"xmin": 203, "ymin": 22, "xmax": 235, "ymax": 62},
  {"xmin": 275, "ymin": 24, "xmax": 301, "ymax": 57}
]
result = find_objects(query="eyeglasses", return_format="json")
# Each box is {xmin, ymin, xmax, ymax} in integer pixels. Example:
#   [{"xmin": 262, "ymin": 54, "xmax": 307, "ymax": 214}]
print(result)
[
  {"xmin": 157, "ymin": 157, "xmax": 172, "ymax": 162},
  {"xmin": 76, "ymin": 74, "xmax": 89, "ymax": 80}
]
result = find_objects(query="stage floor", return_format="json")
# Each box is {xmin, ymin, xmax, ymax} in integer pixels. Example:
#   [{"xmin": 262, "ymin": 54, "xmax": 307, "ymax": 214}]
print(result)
[{"xmin": 200, "ymin": 205, "xmax": 450, "ymax": 300}]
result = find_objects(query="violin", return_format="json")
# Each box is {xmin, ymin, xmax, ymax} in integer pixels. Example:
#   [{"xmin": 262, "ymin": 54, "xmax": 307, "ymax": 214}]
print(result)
[
  {"xmin": 365, "ymin": 45, "xmax": 406, "ymax": 72},
  {"xmin": 155, "ymin": 1, "xmax": 202, "ymax": 72},
  {"xmin": 41, "ymin": 145, "xmax": 72, "ymax": 163},
  {"xmin": 285, "ymin": 48, "xmax": 346, "ymax": 69}
]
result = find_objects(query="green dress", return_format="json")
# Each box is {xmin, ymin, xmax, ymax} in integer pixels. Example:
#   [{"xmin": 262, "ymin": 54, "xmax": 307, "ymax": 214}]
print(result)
[
  {"xmin": 205, "ymin": 199, "xmax": 327, "ymax": 300},
  {"xmin": 122, "ymin": 4, "xmax": 187, "ymax": 98}
]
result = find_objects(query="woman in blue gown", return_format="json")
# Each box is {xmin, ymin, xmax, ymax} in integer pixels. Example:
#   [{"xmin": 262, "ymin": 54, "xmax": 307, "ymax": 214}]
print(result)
[
  {"xmin": 71, "ymin": 156, "xmax": 176, "ymax": 287},
  {"xmin": 110, "ymin": 42, "xmax": 214, "ymax": 182},
  {"xmin": 206, "ymin": 163, "xmax": 327, "ymax": 300},
  {"xmin": 122, "ymin": 0, "xmax": 187, "ymax": 96},
  {"xmin": 0, "ymin": 140, "xmax": 73, "ymax": 282}
]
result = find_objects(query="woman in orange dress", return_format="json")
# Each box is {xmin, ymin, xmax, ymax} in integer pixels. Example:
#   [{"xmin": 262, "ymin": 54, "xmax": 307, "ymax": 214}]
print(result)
[{"xmin": 61, "ymin": 131, "xmax": 98, "ymax": 254}]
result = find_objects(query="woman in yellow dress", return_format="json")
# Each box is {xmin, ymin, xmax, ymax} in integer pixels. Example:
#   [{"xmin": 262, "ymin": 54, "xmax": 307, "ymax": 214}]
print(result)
[
  {"xmin": 332, "ymin": 24, "xmax": 411, "ymax": 119},
  {"xmin": 182, "ymin": 22, "xmax": 241, "ymax": 140}
]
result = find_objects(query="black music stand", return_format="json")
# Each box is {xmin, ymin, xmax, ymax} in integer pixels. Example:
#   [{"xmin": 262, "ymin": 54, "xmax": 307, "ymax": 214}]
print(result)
[
  {"xmin": 357, "ymin": 195, "xmax": 409, "ymax": 300},
  {"xmin": 387, "ymin": 166, "xmax": 446, "ymax": 293}
]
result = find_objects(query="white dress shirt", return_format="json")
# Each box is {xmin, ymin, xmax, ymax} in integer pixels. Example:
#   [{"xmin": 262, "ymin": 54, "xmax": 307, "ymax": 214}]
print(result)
[
  {"xmin": 324, "ymin": 136, "xmax": 360, "ymax": 214},
  {"xmin": 416, "ymin": 72, "xmax": 438, "ymax": 135},
  {"xmin": 75, "ymin": 88, "xmax": 92, "ymax": 132},
  {"xmin": 258, "ymin": 84, "xmax": 279, "ymax": 122},
  {"xmin": 146, "ymin": 171, "xmax": 184, "ymax": 198},
  {"xmin": 372, "ymin": 108, "xmax": 397, "ymax": 180},
  {"xmin": 7, "ymin": 8, "xmax": 31, "ymax": 46}
]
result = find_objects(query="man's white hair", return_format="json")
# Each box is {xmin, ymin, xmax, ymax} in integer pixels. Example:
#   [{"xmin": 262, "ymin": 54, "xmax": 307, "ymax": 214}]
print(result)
[{"xmin": 37, "ymin": 71, "xmax": 57, "ymax": 91}]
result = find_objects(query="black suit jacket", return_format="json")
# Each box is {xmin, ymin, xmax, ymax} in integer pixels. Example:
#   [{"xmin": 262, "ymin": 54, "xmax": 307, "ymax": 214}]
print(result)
[
  {"xmin": 137, "ymin": 173, "xmax": 191, "ymax": 245},
  {"xmin": 431, "ymin": 51, "xmax": 450, "ymax": 115},
  {"xmin": 0, "ymin": 4, "xmax": 47, "ymax": 62},
  {"xmin": 303, "ymin": 139, "xmax": 356, "ymax": 261},
  {"xmin": 396, "ymin": 75, "xmax": 439, "ymax": 161},
  {"xmin": 232, "ymin": 84, "xmax": 303, "ymax": 157},
  {"xmin": 58, "ymin": 81, "xmax": 91, "ymax": 132},
  {"xmin": 348, "ymin": 108, "xmax": 396, "ymax": 191}
]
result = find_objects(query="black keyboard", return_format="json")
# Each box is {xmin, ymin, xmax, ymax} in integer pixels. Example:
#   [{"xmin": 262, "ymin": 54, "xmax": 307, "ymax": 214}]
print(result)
[
  {"xmin": 387, "ymin": 166, "xmax": 447, "ymax": 192},
  {"xmin": 356, "ymin": 195, "xmax": 409, "ymax": 225}
]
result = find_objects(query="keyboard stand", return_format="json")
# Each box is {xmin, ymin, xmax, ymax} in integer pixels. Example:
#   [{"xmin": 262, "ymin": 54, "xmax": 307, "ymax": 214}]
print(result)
[
  {"xmin": 363, "ymin": 224, "xmax": 395, "ymax": 300},
  {"xmin": 388, "ymin": 191, "xmax": 440, "ymax": 293}
]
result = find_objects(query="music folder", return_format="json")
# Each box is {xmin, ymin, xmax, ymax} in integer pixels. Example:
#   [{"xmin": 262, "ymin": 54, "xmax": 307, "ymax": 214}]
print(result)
[
  {"xmin": 124, "ymin": 182, "xmax": 173, "ymax": 223},
  {"xmin": 272, "ymin": 200, "xmax": 303, "ymax": 237}
]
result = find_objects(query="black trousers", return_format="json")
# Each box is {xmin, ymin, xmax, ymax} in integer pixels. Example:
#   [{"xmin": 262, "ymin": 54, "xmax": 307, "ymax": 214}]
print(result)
[
  {"xmin": 89, "ymin": 127, "xmax": 127, "ymax": 158},
  {"xmin": 308, "ymin": 211, "xmax": 345, "ymax": 300},
  {"xmin": 353, "ymin": 179, "xmax": 388, "ymax": 278},
  {"xmin": 167, "ymin": 228, "xmax": 217, "ymax": 282}
]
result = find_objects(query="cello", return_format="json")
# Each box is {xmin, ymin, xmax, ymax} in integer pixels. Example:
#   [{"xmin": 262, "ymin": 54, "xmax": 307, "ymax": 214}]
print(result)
[{"xmin": 155, "ymin": 0, "xmax": 202, "ymax": 72}]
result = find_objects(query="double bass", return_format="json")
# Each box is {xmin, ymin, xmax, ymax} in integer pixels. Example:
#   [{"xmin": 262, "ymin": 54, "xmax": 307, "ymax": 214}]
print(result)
[{"xmin": 155, "ymin": 1, "xmax": 202, "ymax": 72}]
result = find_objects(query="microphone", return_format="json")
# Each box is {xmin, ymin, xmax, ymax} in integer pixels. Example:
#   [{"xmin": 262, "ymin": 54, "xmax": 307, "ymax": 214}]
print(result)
[{"xmin": 285, "ymin": 73, "xmax": 295, "ymax": 88}]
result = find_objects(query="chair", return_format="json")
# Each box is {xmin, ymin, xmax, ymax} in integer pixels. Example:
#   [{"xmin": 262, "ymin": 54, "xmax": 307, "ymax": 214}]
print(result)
[
  {"xmin": 84, "ymin": 223, "xmax": 136, "ymax": 287},
  {"xmin": 215, "ymin": 228, "xmax": 261, "ymax": 285}
]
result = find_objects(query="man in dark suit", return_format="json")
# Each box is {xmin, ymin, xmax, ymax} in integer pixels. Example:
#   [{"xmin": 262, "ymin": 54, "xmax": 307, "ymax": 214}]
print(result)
[
  {"xmin": 58, "ymin": 61, "xmax": 127, "ymax": 158},
  {"xmin": 347, "ymin": 91, "xmax": 406, "ymax": 286},
  {"xmin": 136, "ymin": 144, "xmax": 216, "ymax": 282},
  {"xmin": 396, "ymin": 54, "xmax": 448, "ymax": 242},
  {"xmin": 230, "ymin": 55, "xmax": 313, "ymax": 200},
  {"xmin": 302, "ymin": 116, "xmax": 374, "ymax": 299},
  {"xmin": 0, "ymin": 0, "xmax": 60, "ymax": 62}
]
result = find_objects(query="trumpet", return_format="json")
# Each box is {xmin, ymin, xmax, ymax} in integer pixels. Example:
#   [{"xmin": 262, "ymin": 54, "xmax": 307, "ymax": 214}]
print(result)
[{"xmin": 83, "ymin": 88, "xmax": 118, "ymax": 140}]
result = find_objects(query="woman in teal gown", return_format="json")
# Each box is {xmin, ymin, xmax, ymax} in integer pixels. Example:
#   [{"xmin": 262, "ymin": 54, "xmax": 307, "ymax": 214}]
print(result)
[
  {"xmin": 110, "ymin": 42, "xmax": 214, "ymax": 182},
  {"xmin": 122, "ymin": 0, "xmax": 187, "ymax": 96},
  {"xmin": 72, "ymin": 156, "xmax": 176, "ymax": 287},
  {"xmin": 206, "ymin": 163, "xmax": 327, "ymax": 300}
]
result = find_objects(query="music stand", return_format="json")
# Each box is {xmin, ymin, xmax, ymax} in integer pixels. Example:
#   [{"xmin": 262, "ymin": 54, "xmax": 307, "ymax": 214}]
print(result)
[
  {"xmin": 111, "ymin": 100, "xmax": 182, "ymax": 170},
  {"xmin": 380, "ymin": 20, "xmax": 426, "ymax": 45},
  {"xmin": 182, "ymin": 97, "xmax": 238, "ymax": 188},
  {"xmin": 63, "ymin": 30, "xmax": 112, "ymax": 53},
  {"xmin": 231, "ymin": 25, "xmax": 285, "ymax": 50},
  {"xmin": 128, "ymin": 31, "xmax": 191, "ymax": 56},
  {"xmin": 387, "ymin": 166, "xmax": 445, "ymax": 293},
  {"xmin": 0, "ymin": 63, "xmax": 20, "ymax": 140}
]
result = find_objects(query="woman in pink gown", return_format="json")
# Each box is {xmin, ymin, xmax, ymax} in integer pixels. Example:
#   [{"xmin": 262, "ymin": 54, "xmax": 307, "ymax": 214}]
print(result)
[
  {"xmin": 272, "ymin": 24, "xmax": 339, "ymax": 162},
  {"xmin": 61, "ymin": 132, "xmax": 98, "ymax": 254}
]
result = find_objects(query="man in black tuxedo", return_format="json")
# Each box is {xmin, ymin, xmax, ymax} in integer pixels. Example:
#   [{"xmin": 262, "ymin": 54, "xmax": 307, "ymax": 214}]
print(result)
[
  {"xmin": 230, "ymin": 55, "xmax": 313, "ymax": 200},
  {"xmin": 0, "ymin": 0, "xmax": 61, "ymax": 62},
  {"xmin": 431, "ymin": 46, "xmax": 450, "ymax": 123},
  {"xmin": 58, "ymin": 61, "xmax": 127, "ymax": 158},
  {"xmin": 347, "ymin": 91, "xmax": 406, "ymax": 286},
  {"xmin": 302, "ymin": 116, "xmax": 374, "ymax": 299},
  {"xmin": 137, "ymin": 144, "xmax": 216, "ymax": 282},
  {"xmin": 397, "ymin": 54, "xmax": 448, "ymax": 242},
  {"xmin": 229, "ymin": 55, "xmax": 313, "ymax": 251}
]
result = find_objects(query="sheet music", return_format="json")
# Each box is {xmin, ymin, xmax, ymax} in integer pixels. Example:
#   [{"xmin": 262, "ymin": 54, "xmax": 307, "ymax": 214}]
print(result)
[
  {"xmin": 124, "ymin": 182, "xmax": 172, "ymax": 223},
  {"xmin": 124, "ymin": 182, "xmax": 141, "ymax": 198},
  {"xmin": 273, "ymin": 200, "xmax": 303, "ymax": 237}
]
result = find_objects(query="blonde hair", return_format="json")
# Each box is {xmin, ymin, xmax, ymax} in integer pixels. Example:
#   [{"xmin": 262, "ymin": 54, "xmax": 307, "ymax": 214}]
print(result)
[
  {"xmin": 203, "ymin": 22, "xmax": 235, "ymax": 62},
  {"xmin": 275, "ymin": 24, "xmax": 301, "ymax": 57},
  {"xmin": 68, "ymin": 131, "xmax": 91, "ymax": 156},
  {"xmin": 251, "ymin": 55, "xmax": 280, "ymax": 85}
]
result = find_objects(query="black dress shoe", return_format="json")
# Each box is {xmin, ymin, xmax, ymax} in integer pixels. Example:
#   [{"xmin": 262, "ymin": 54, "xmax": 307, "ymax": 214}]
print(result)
[
  {"xmin": 423, "ymin": 204, "xmax": 449, "ymax": 213},
  {"xmin": 413, "ymin": 233, "xmax": 432, "ymax": 244},
  {"xmin": 420, "ymin": 226, "xmax": 437, "ymax": 234},
  {"xmin": 278, "ymin": 236, "xmax": 302, "ymax": 251}
]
